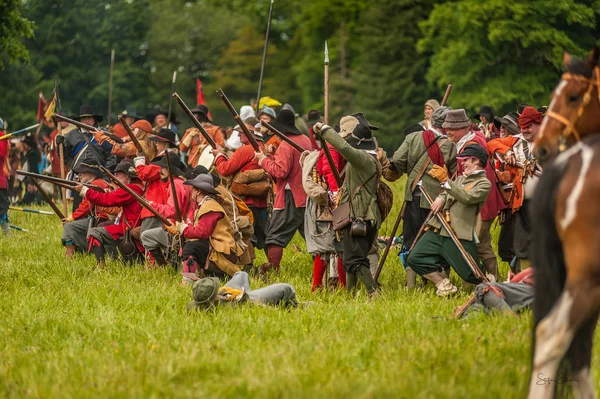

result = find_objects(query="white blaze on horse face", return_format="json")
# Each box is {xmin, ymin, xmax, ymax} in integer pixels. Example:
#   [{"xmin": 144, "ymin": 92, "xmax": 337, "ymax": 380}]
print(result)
[
  {"xmin": 539, "ymin": 80, "xmax": 568, "ymax": 140},
  {"xmin": 528, "ymin": 291, "xmax": 575, "ymax": 399},
  {"xmin": 560, "ymin": 144, "xmax": 594, "ymax": 231}
]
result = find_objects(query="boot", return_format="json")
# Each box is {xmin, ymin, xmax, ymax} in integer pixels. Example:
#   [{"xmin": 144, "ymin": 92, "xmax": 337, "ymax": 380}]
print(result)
[
  {"xmin": 89, "ymin": 245, "xmax": 106, "ymax": 267},
  {"xmin": 435, "ymin": 278, "xmax": 458, "ymax": 297},
  {"xmin": 311, "ymin": 255, "xmax": 327, "ymax": 292},
  {"xmin": 346, "ymin": 272, "xmax": 358, "ymax": 293},
  {"xmin": 266, "ymin": 245, "xmax": 283, "ymax": 271},
  {"xmin": 150, "ymin": 248, "xmax": 168, "ymax": 267},
  {"xmin": 355, "ymin": 265, "xmax": 377, "ymax": 294},
  {"xmin": 483, "ymin": 257, "xmax": 499, "ymax": 281},
  {"xmin": 65, "ymin": 244, "xmax": 76, "ymax": 260},
  {"xmin": 405, "ymin": 267, "xmax": 417, "ymax": 289}
]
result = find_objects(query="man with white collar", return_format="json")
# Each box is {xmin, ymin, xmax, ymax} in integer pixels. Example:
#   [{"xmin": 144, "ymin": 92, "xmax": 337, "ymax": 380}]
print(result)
[{"xmin": 407, "ymin": 144, "xmax": 491, "ymax": 296}]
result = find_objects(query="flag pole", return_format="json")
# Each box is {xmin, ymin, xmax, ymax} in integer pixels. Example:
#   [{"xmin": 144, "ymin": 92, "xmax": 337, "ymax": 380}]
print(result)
[
  {"xmin": 255, "ymin": 0, "xmax": 274, "ymax": 114},
  {"xmin": 324, "ymin": 41, "xmax": 330, "ymax": 125},
  {"xmin": 107, "ymin": 49, "xmax": 115, "ymax": 126}
]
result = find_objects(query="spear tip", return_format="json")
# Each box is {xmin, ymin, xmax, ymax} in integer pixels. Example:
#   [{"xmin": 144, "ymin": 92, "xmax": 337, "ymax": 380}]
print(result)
[{"xmin": 324, "ymin": 41, "xmax": 329, "ymax": 63}]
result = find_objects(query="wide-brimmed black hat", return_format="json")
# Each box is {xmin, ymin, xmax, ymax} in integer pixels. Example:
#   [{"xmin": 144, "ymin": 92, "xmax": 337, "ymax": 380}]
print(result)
[
  {"xmin": 149, "ymin": 128, "xmax": 177, "ymax": 147},
  {"xmin": 74, "ymin": 161, "xmax": 103, "ymax": 178},
  {"xmin": 113, "ymin": 159, "xmax": 138, "ymax": 178},
  {"xmin": 457, "ymin": 144, "xmax": 488, "ymax": 168},
  {"xmin": 183, "ymin": 165, "xmax": 209, "ymax": 180},
  {"xmin": 404, "ymin": 123, "xmax": 425, "ymax": 137},
  {"xmin": 269, "ymin": 109, "xmax": 301, "ymax": 136},
  {"xmin": 190, "ymin": 104, "xmax": 212, "ymax": 123},
  {"xmin": 184, "ymin": 174, "xmax": 218, "ymax": 195},
  {"xmin": 152, "ymin": 151, "xmax": 184, "ymax": 176},
  {"xmin": 351, "ymin": 112, "xmax": 379, "ymax": 131},
  {"xmin": 493, "ymin": 113, "xmax": 519, "ymax": 136},
  {"xmin": 75, "ymin": 105, "xmax": 103, "ymax": 123},
  {"xmin": 345, "ymin": 123, "xmax": 376, "ymax": 151},
  {"xmin": 23, "ymin": 132, "xmax": 36, "ymax": 147},
  {"xmin": 121, "ymin": 106, "xmax": 141, "ymax": 121},
  {"xmin": 474, "ymin": 105, "xmax": 494, "ymax": 122}
]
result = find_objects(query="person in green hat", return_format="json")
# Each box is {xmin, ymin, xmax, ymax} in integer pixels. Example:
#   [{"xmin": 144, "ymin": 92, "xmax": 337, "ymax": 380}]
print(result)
[{"xmin": 186, "ymin": 271, "xmax": 297, "ymax": 311}]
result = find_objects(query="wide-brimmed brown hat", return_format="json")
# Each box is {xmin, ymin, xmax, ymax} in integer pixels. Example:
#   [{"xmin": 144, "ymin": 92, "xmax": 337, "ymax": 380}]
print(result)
[
  {"xmin": 493, "ymin": 113, "xmax": 519, "ymax": 135},
  {"xmin": 442, "ymin": 109, "xmax": 471, "ymax": 130},
  {"xmin": 184, "ymin": 174, "xmax": 218, "ymax": 195},
  {"xmin": 190, "ymin": 104, "xmax": 212, "ymax": 123}
]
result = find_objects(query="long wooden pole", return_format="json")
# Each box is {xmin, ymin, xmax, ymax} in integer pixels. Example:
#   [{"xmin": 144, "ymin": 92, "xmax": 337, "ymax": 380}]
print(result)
[
  {"xmin": 30, "ymin": 178, "xmax": 64, "ymax": 220},
  {"xmin": 255, "ymin": 0, "xmax": 274, "ymax": 114},
  {"xmin": 107, "ymin": 49, "xmax": 115, "ymax": 126},
  {"xmin": 167, "ymin": 71, "xmax": 177, "ymax": 126},
  {"xmin": 57, "ymin": 121, "xmax": 68, "ymax": 216},
  {"xmin": 441, "ymin": 84, "xmax": 452, "ymax": 106},
  {"xmin": 324, "ymin": 41, "xmax": 330, "ymax": 125},
  {"xmin": 164, "ymin": 151, "xmax": 182, "ymax": 223}
]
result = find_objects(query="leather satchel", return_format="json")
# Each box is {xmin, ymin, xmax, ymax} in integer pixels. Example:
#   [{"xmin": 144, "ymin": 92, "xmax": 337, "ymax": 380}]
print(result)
[{"xmin": 332, "ymin": 201, "xmax": 351, "ymax": 231}]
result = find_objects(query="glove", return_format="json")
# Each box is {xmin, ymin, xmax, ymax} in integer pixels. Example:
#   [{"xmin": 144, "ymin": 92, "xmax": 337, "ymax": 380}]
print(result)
[
  {"xmin": 218, "ymin": 286, "xmax": 245, "ymax": 302},
  {"xmin": 428, "ymin": 164, "xmax": 449, "ymax": 183},
  {"xmin": 55, "ymin": 135, "xmax": 65, "ymax": 145},
  {"xmin": 93, "ymin": 130, "xmax": 106, "ymax": 144},
  {"xmin": 133, "ymin": 156, "xmax": 146, "ymax": 167},
  {"xmin": 165, "ymin": 223, "xmax": 178, "ymax": 235},
  {"xmin": 188, "ymin": 128, "xmax": 200, "ymax": 137},
  {"xmin": 176, "ymin": 221, "xmax": 188, "ymax": 234}
]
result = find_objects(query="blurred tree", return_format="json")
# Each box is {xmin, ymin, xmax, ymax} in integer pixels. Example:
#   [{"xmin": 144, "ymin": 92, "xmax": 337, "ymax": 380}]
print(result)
[{"xmin": 0, "ymin": 0, "xmax": 34, "ymax": 70}]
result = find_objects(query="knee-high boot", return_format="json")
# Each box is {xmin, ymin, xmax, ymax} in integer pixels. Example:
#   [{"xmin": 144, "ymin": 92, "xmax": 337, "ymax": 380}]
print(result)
[{"xmin": 311, "ymin": 255, "xmax": 327, "ymax": 291}]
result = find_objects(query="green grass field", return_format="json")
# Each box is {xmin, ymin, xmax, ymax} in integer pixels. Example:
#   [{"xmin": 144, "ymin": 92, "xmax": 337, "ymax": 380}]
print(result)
[{"xmin": 1, "ymin": 179, "xmax": 598, "ymax": 398}]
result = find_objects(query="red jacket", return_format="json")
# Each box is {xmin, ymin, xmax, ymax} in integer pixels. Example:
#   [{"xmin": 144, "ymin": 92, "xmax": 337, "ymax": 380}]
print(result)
[
  {"xmin": 183, "ymin": 212, "xmax": 222, "ymax": 239},
  {"xmin": 85, "ymin": 182, "xmax": 144, "ymax": 240},
  {"xmin": 136, "ymin": 162, "xmax": 168, "ymax": 220},
  {"xmin": 316, "ymin": 144, "xmax": 346, "ymax": 193},
  {"xmin": 214, "ymin": 143, "xmax": 268, "ymax": 208},
  {"xmin": 153, "ymin": 177, "xmax": 192, "ymax": 223},
  {"xmin": 487, "ymin": 136, "xmax": 526, "ymax": 212},
  {"xmin": 0, "ymin": 131, "xmax": 8, "ymax": 189},
  {"xmin": 456, "ymin": 131, "xmax": 506, "ymax": 221},
  {"xmin": 260, "ymin": 134, "xmax": 311, "ymax": 210},
  {"xmin": 72, "ymin": 178, "xmax": 112, "ymax": 220}
]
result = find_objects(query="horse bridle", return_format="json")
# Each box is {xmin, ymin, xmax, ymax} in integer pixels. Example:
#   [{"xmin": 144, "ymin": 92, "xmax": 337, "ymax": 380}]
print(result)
[{"xmin": 545, "ymin": 65, "xmax": 600, "ymax": 146}]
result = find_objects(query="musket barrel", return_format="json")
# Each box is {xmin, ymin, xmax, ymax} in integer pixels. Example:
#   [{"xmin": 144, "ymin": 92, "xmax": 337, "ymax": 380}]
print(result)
[
  {"xmin": 216, "ymin": 89, "xmax": 260, "ymax": 152},
  {"xmin": 260, "ymin": 121, "xmax": 308, "ymax": 153},
  {"xmin": 172, "ymin": 92, "xmax": 217, "ymax": 149}
]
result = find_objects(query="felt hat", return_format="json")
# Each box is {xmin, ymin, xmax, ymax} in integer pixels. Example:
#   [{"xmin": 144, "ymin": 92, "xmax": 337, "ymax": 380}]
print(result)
[
  {"xmin": 269, "ymin": 109, "xmax": 301, "ymax": 136},
  {"xmin": 518, "ymin": 106, "xmax": 543, "ymax": 129},
  {"xmin": 493, "ymin": 113, "xmax": 520, "ymax": 135},
  {"xmin": 131, "ymin": 119, "xmax": 153, "ymax": 134},
  {"xmin": 149, "ymin": 128, "xmax": 177, "ymax": 147},
  {"xmin": 457, "ymin": 144, "xmax": 489, "ymax": 168},
  {"xmin": 257, "ymin": 105, "xmax": 276, "ymax": 120},
  {"xmin": 442, "ymin": 109, "xmax": 471, "ymax": 130},
  {"xmin": 152, "ymin": 151, "xmax": 184, "ymax": 176},
  {"xmin": 73, "ymin": 161, "xmax": 103, "ymax": 178},
  {"xmin": 183, "ymin": 165, "xmax": 209, "ymax": 180},
  {"xmin": 121, "ymin": 106, "xmax": 140, "ymax": 121},
  {"xmin": 432, "ymin": 106, "xmax": 452, "ymax": 128},
  {"xmin": 114, "ymin": 159, "xmax": 138, "ymax": 178},
  {"xmin": 338, "ymin": 115, "xmax": 360, "ymax": 138},
  {"xmin": 76, "ymin": 105, "xmax": 103, "ymax": 123},
  {"xmin": 23, "ymin": 132, "xmax": 36, "ymax": 147},
  {"xmin": 425, "ymin": 99, "xmax": 440, "ymax": 111},
  {"xmin": 239, "ymin": 105, "xmax": 256, "ymax": 121},
  {"xmin": 345, "ymin": 123, "xmax": 376, "ymax": 151},
  {"xmin": 474, "ymin": 105, "xmax": 494, "ymax": 122},
  {"xmin": 184, "ymin": 173, "xmax": 218, "ymax": 194},
  {"xmin": 187, "ymin": 277, "xmax": 220, "ymax": 311},
  {"xmin": 190, "ymin": 104, "xmax": 212, "ymax": 123},
  {"xmin": 404, "ymin": 124, "xmax": 425, "ymax": 137},
  {"xmin": 307, "ymin": 110, "xmax": 322, "ymax": 123},
  {"xmin": 351, "ymin": 112, "xmax": 379, "ymax": 130}
]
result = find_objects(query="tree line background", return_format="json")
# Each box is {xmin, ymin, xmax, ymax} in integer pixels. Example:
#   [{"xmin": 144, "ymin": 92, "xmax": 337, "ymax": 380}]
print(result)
[{"xmin": 1, "ymin": 0, "xmax": 599, "ymax": 151}]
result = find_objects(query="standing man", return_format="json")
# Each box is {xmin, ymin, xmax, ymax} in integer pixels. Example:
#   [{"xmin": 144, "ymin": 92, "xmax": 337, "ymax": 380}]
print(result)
[
  {"xmin": 444, "ymin": 109, "xmax": 504, "ymax": 280},
  {"xmin": 255, "ymin": 109, "xmax": 311, "ymax": 274},
  {"xmin": 179, "ymin": 105, "xmax": 225, "ymax": 167},
  {"xmin": 407, "ymin": 144, "xmax": 492, "ymax": 296},
  {"xmin": 0, "ymin": 119, "xmax": 10, "ymax": 235},
  {"xmin": 389, "ymin": 106, "xmax": 457, "ymax": 286},
  {"xmin": 487, "ymin": 106, "xmax": 543, "ymax": 271}
]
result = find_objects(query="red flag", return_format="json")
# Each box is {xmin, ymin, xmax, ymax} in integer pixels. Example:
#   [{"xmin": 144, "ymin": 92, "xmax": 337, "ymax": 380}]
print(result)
[
  {"xmin": 37, "ymin": 92, "xmax": 47, "ymax": 121},
  {"xmin": 196, "ymin": 78, "xmax": 212, "ymax": 120}
]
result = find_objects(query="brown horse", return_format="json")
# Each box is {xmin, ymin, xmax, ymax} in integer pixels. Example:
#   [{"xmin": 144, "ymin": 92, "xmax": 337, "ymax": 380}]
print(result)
[{"xmin": 528, "ymin": 48, "xmax": 600, "ymax": 398}]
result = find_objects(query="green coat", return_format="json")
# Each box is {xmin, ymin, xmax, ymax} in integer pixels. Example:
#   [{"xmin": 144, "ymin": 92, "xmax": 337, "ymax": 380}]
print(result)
[
  {"xmin": 321, "ymin": 127, "xmax": 381, "ymax": 228},
  {"xmin": 391, "ymin": 131, "xmax": 457, "ymax": 209},
  {"xmin": 428, "ymin": 171, "xmax": 491, "ymax": 241}
]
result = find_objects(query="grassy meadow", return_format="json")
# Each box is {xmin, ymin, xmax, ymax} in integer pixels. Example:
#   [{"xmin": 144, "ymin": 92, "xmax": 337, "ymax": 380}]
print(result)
[{"xmin": 1, "ymin": 178, "xmax": 598, "ymax": 398}]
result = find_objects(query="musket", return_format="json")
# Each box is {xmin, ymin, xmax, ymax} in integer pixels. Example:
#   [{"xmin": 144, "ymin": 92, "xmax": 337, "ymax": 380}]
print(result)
[
  {"xmin": 99, "ymin": 166, "xmax": 173, "ymax": 226},
  {"xmin": 29, "ymin": 178, "xmax": 65, "ymax": 220},
  {"xmin": 320, "ymin": 139, "xmax": 342, "ymax": 188},
  {"xmin": 172, "ymin": 92, "xmax": 217, "ymax": 149},
  {"xmin": 10, "ymin": 225, "xmax": 33, "ymax": 233},
  {"xmin": 164, "ymin": 151, "xmax": 182, "ymax": 223},
  {"xmin": 419, "ymin": 183, "xmax": 488, "ymax": 282},
  {"xmin": 441, "ymin": 84, "xmax": 453, "ymax": 106},
  {"xmin": 260, "ymin": 121, "xmax": 309, "ymax": 153},
  {"xmin": 16, "ymin": 171, "xmax": 105, "ymax": 192},
  {"xmin": 53, "ymin": 114, "xmax": 123, "ymax": 143},
  {"xmin": 9, "ymin": 206, "xmax": 54, "ymax": 215},
  {"xmin": 53, "ymin": 114, "xmax": 108, "ymax": 165},
  {"xmin": 216, "ymin": 88, "xmax": 260, "ymax": 152},
  {"xmin": 0, "ymin": 124, "xmax": 41, "ymax": 141},
  {"xmin": 117, "ymin": 114, "xmax": 150, "ymax": 160},
  {"xmin": 255, "ymin": 0, "xmax": 275, "ymax": 114},
  {"xmin": 167, "ymin": 71, "xmax": 177, "ymax": 125},
  {"xmin": 324, "ymin": 41, "xmax": 330, "ymax": 124}
]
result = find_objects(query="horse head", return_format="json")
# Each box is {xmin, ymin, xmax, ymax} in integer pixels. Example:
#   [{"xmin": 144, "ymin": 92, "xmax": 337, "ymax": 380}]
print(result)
[{"xmin": 536, "ymin": 46, "xmax": 600, "ymax": 164}]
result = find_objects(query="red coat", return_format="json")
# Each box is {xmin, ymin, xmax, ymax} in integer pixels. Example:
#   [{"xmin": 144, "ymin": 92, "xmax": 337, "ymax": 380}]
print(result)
[
  {"xmin": 85, "ymin": 183, "xmax": 144, "ymax": 240},
  {"xmin": 316, "ymin": 144, "xmax": 346, "ymax": 193},
  {"xmin": 456, "ymin": 131, "xmax": 505, "ymax": 221},
  {"xmin": 487, "ymin": 136, "xmax": 525, "ymax": 212},
  {"xmin": 72, "ymin": 178, "xmax": 112, "ymax": 220},
  {"xmin": 259, "ymin": 134, "xmax": 311, "ymax": 210},
  {"xmin": 0, "ymin": 131, "xmax": 8, "ymax": 189},
  {"xmin": 183, "ymin": 212, "xmax": 222, "ymax": 239},
  {"xmin": 136, "ymin": 163, "xmax": 168, "ymax": 220},
  {"xmin": 214, "ymin": 143, "xmax": 267, "ymax": 208},
  {"xmin": 153, "ymin": 177, "xmax": 192, "ymax": 223}
]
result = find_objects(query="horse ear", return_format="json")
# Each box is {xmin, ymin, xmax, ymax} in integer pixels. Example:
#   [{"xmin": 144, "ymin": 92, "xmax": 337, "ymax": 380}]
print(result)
[
  {"xmin": 563, "ymin": 52, "xmax": 572, "ymax": 67},
  {"xmin": 587, "ymin": 46, "xmax": 600, "ymax": 67}
]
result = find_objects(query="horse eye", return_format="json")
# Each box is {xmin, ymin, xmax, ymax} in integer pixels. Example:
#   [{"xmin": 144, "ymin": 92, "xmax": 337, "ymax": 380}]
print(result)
[{"xmin": 568, "ymin": 94, "xmax": 580, "ymax": 102}]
